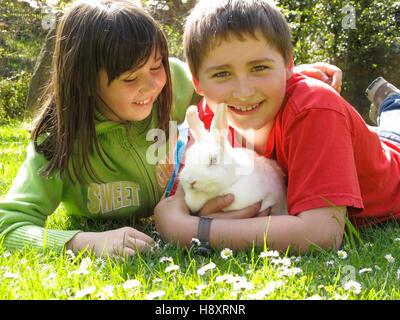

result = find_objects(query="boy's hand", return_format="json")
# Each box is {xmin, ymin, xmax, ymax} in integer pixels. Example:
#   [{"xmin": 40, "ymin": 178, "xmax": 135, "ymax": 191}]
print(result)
[
  {"xmin": 154, "ymin": 185, "xmax": 264, "ymax": 246},
  {"xmin": 65, "ymin": 227, "xmax": 154, "ymax": 258},
  {"xmin": 294, "ymin": 62, "xmax": 343, "ymax": 93},
  {"xmin": 198, "ymin": 193, "xmax": 263, "ymax": 219}
]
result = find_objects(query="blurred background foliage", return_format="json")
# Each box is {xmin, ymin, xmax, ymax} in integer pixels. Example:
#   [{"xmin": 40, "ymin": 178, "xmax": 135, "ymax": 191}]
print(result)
[{"xmin": 1, "ymin": 0, "xmax": 399, "ymax": 123}]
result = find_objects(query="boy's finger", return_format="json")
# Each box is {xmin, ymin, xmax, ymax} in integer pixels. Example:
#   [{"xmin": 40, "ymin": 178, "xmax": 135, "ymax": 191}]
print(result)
[
  {"xmin": 205, "ymin": 201, "xmax": 261, "ymax": 219},
  {"xmin": 198, "ymin": 194, "xmax": 234, "ymax": 216}
]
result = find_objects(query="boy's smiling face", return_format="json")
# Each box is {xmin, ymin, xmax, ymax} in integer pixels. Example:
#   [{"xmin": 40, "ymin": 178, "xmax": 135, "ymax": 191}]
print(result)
[{"xmin": 195, "ymin": 30, "xmax": 293, "ymax": 132}]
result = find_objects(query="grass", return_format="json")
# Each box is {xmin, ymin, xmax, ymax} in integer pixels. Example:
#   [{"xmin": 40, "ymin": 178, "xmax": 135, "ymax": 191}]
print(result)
[{"xmin": 1, "ymin": 120, "xmax": 400, "ymax": 301}]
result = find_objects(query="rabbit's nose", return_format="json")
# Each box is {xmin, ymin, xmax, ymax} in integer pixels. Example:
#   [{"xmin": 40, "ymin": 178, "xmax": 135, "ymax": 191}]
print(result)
[{"xmin": 190, "ymin": 181, "xmax": 197, "ymax": 189}]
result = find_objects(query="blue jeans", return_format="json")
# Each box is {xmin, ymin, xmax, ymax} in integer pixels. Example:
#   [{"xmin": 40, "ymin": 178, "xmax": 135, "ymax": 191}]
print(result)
[{"xmin": 375, "ymin": 94, "xmax": 400, "ymax": 144}]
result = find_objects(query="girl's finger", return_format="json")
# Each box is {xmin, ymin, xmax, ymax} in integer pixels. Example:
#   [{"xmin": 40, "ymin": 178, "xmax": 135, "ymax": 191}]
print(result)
[
  {"xmin": 124, "ymin": 227, "xmax": 155, "ymax": 245},
  {"xmin": 331, "ymin": 77, "xmax": 342, "ymax": 93},
  {"xmin": 304, "ymin": 68, "xmax": 330, "ymax": 83},
  {"xmin": 125, "ymin": 237, "xmax": 152, "ymax": 253}
]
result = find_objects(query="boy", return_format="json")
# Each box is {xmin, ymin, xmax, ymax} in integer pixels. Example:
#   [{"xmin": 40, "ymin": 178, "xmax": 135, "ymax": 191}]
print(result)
[{"xmin": 154, "ymin": 0, "xmax": 400, "ymax": 254}]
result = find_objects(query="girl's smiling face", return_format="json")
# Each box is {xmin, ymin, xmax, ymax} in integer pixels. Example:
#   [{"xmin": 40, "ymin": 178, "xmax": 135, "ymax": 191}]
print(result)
[
  {"xmin": 195, "ymin": 30, "xmax": 293, "ymax": 132},
  {"xmin": 97, "ymin": 50, "xmax": 167, "ymax": 122}
]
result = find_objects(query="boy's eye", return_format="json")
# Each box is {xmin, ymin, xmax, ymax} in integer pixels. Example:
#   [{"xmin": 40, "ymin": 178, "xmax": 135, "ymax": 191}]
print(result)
[
  {"xmin": 252, "ymin": 65, "xmax": 269, "ymax": 72},
  {"xmin": 212, "ymin": 71, "xmax": 230, "ymax": 78}
]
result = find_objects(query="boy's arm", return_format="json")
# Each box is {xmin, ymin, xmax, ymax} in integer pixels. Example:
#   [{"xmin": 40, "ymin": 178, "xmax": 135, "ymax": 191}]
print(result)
[
  {"xmin": 206, "ymin": 207, "xmax": 346, "ymax": 254},
  {"xmin": 154, "ymin": 185, "xmax": 346, "ymax": 254}
]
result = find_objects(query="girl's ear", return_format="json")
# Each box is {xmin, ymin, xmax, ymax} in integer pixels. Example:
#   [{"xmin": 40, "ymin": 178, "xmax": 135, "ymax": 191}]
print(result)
[{"xmin": 192, "ymin": 76, "xmax": 204, "ymax": 95}]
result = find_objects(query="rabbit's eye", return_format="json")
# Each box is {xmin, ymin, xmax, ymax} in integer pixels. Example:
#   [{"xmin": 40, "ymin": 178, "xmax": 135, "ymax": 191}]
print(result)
[{"xmin": 209, "ymin": 155, "xmax": 218, "ymax": 166}]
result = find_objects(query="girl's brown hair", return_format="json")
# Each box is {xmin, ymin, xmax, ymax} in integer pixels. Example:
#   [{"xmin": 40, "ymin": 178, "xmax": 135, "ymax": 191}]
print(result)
[{"xmin": 31, "ymin": 0, "xmax": 172, "ymax": 184}]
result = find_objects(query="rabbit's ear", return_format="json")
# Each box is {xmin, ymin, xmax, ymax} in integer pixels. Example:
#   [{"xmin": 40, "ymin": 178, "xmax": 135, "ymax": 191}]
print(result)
[
  {"xmin": 186, "ymin": 105, "xmax": 206, "ymax": 141},
  {"xmin": 211, "ymin": 103, "xmax": 228, "ymax": 146}
]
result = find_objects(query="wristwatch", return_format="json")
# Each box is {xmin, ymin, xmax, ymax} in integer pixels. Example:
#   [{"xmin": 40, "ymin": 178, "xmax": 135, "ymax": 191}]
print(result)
[{"xmin": 197, "ymin": 216, "xmax": 213, "ymax": 254}]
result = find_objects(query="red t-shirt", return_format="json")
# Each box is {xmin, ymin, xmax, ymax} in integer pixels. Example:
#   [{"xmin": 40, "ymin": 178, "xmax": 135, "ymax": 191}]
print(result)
[{"xmin": 174, "ymin": 73, "xmax": 400, "ymax": 228}]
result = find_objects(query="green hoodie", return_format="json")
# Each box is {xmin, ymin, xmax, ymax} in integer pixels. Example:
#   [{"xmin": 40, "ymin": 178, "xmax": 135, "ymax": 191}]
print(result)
[{"xmin": 0, "ymin": 58, "xmax": 199, "ymax": 253}]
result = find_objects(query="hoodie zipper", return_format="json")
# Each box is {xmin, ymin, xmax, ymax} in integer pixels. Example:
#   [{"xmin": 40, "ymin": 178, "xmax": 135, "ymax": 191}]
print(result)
[{"xmin": 123, "ymin": 124, "xmax": 159, "ymax": 212}]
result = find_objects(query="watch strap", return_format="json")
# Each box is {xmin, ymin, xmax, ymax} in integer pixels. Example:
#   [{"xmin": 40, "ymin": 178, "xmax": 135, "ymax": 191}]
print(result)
[{"xmin": 197, "ymin": 216, "xmax": 213, "ymax": 248}]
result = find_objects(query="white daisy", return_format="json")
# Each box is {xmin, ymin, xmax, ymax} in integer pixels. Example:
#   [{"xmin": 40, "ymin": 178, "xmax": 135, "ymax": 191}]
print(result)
[
  {"xmin": 359, "ymin": 268, "xmax": 372, "ymax": 274},
  {"xmin": 214, "ymin": 274, "xmax": 234, "ymax": 283},
  {"xmin": 159, "ymin": 256, "xmax": 173, "ymax": 263},
  {"xmin": 385, "ymin": 254, "xmax": 395, "ymax": 263},
  {"xmin": 232, "ymin": 281, "xmax": 254, "ymax": 291},
  {"xmin": 343, "ymin": 280, "xmax": 362, "ymax": 294},
  {"xmin": 75, "ymin": 285, "xmax": 96, "ymax": 299},
  {"xmin": 184, "ymin": 289, "xmax": 202, "ymax": 296},
  {"xmin": 271, "ymin": 257, "xmax": 291, "ymax": 267},
  {"xmin": 2, "ymin": 252, "xmax": 11, "ymax": 259},
  {"xmin": 326, "ymin": 260, "xmax": 334, "ymax": 266},
  {"xmin": 195, "ymin": 284, "xmax": 208, "ymax": 290},
  {"xmin": 337, "ymin": 250, "xmax": 348, "ymax": 259},
  {"xmin": 278, "ymin": 267, "xmax": 302, "ymax": 277},
  {"xmin": 260, "ymin": 250, "xmax": 280, "ymax": 258},
  {"xmin": 165, "ymin": 264, "xmax": 180, "ymax": 273},
  {"xmin": 95, "ymin": 285, "xmax": 114, "ymax": 299},
  {"xmin": 220, "ymin": 248, "xmax": 233, "ymax": 260},
  {"xmin": 2, "ymin": 272, "xmax": 19, "ymax": 279},
  {"xmin": 122, "ymin": 279, "xmax": 141, "ymax": 290},
  {"xmin": 191, "ymin": 238, "xmax": 201, "ymax": 246},
  {"xmin": 79, "ymin": 257, "xmax": 92, "ymax": 270},
  {"xmin": 197, "ymin": 262, "xmax": 216, "ymax": 275},
  {"xmin": 305, "ymin": 294, "xmax": 322, "ymax": 300},
  {"xmin": 145, "ymin": 290, "xmax": 166, "ymax": 300}
]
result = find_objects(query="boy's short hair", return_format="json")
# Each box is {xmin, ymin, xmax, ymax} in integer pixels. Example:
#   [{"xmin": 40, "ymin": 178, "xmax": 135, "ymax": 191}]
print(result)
[{"xmin": 183, "ymin": 0, "xmax": 293, "ymax": 78}]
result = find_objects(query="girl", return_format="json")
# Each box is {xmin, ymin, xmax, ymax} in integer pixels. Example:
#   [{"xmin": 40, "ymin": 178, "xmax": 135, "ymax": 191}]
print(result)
[
  {"xmin": 0, "ymin": 0, "xmax": 200, "ymax": 257},
  {"xmin": 0, "ymin": 0, "xmax": 341, "ymax": 258}
]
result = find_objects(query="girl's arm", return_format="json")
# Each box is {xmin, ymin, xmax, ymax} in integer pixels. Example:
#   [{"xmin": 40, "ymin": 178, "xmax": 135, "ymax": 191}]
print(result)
[
  {"xmin": 294, "ymin": 62, "xmax": 343, "ymax": 93},
  {"xmin": 0, "ymin": 143, "xmax": 79, "ymax": 253},
  {"xmin": 0, "ymin": 143, "xmax": 154, "ymax": 257},
  {"xmin": 154, "ymin": 186, "xmax": 346, "ymax": 254}
]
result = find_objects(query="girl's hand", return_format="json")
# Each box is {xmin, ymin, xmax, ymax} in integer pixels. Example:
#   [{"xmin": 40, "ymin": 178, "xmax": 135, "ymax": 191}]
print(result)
[
  {"xmin": 294, "ymin": 62, "xmax": 343, "ymax": 93},
  {"xmin": 65, "ymin": 227, "xmax": 154, "ymax": 258}
]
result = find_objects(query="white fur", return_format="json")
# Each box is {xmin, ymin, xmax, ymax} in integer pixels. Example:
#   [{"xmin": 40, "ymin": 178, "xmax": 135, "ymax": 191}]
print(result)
[{"xmin": 179, "ymin": 103, "xmax": 287, "ymax": 215}]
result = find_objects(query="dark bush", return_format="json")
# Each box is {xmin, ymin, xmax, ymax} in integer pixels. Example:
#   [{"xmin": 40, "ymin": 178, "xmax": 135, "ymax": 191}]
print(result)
[{"xmin": 0, "ymin": 72, "xmax": 31, "ymax": 122}]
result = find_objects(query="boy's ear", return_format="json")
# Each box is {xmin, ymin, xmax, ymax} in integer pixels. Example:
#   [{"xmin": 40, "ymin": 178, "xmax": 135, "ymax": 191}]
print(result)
[
  {"xmin": 192, "ymin": 76, "xmax": 204, "ymax": 95},
  {"xmin": 286, "ymin": 55, "xmax": 295, "ymax": 79}
]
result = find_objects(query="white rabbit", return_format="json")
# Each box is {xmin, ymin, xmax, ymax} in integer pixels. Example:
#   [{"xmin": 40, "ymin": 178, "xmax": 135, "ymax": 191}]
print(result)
[{"xmin": 179, "ymin": 103, "xmax": 287, "ymax": 215}]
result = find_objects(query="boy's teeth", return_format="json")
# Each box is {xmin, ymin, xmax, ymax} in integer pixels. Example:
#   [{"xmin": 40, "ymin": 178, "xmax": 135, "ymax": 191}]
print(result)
[{"xmin": 232, "ymin": 103, "xmax": 259, "ymax": 111}]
